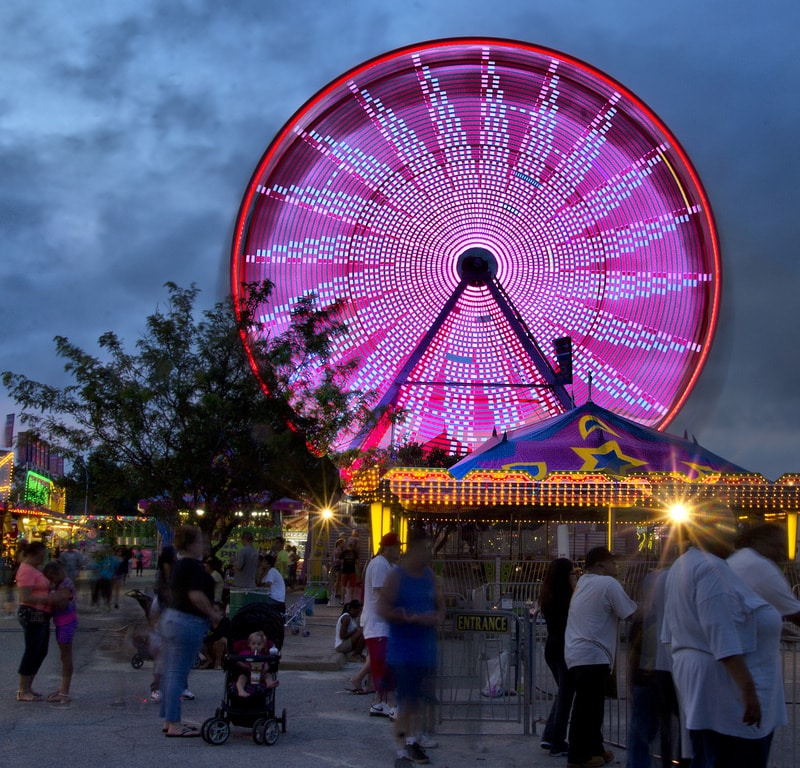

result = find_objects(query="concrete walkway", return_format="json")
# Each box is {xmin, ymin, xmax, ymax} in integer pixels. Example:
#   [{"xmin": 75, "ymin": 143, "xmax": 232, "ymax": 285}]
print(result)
[{"xmin": 1, "ymin": 573, "xmax": 624, "ymax": 768}]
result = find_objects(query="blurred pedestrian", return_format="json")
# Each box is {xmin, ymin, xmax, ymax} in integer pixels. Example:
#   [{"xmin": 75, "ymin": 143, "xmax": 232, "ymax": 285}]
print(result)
[
  {"xmin": 59, "ymin": 543, "xmax": 82, "ymax": 599},
  {"xmin": 728, "ymin": 522, "xmax": 800, "ymax": 625},
  {"xmin": 42, "ymin": 560, "xmax": 78, "ymax": 704},
  {"xmin": 112, "ymin": 546, "xmax": 130, "ymax": 608},
  {"xmin": 159, "ymin": 525, "xmax": 216, "ymax": 737},
  {"xmin": 232, "ymin": 531, "xmax": 258, "ymax": 588},
  {"xmin": 361, "ymin": 531, "xmax": 401, "ymax": 719},
  {"xmin": 663, "ymin": 503, "xmax": 785, "ymax": 768},
  {"xmin": 378, "ymin": 528, "xmax": 443, "ymax": 767},
  {"xmin": 91, "ymin": 547, "xmax": 115, "ymax": 611},
  {"xmin": 149, "ymin": 544, "xmax": 177, "ymax": 702},
  {"xmin": 627, "ymin": 567, "xmax": 683, "ymax": 768},
  {"xmin": 565, "ymin": 547, "xmax": 636, "ymax": 768},
  {"xmin": 15, "ymin": 541, "xmax": 69, "ymax": 701},
  {"xmin": 538, "ymin": 557, "xmax": 577, "ymax": 757}
]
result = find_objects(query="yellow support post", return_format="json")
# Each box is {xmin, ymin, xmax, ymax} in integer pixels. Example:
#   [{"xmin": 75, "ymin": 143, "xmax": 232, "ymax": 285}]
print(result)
[
  {"xmin": 787, "ymin": 511, "xmax": 798, "ymax": 561},
  {"xmin": 608, "ymin": 506, "xmax": 615, "ymax": 551}
]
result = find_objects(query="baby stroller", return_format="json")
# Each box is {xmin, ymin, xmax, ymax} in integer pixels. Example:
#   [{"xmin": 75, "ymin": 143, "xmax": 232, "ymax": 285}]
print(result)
[
  {"xmin": 201, "ymin": 601, "xmax": 287, "ymax": 746},
  {"xmin": 127, "ymin": 589, "xmax": 203, "ymax": 670},
  {"xmin": 126, "ymin": 589, "xmax": 157, "ymax": 669},
  {"xmin": 284, "ymin": 593, "xmax": 315, "ymax": 636}
]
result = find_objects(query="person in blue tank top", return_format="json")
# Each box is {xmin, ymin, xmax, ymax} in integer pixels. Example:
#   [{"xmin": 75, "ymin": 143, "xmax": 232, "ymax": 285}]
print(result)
[{"xmin": 378, "ymin": 528, "xmax": 444, "ymax": 767}]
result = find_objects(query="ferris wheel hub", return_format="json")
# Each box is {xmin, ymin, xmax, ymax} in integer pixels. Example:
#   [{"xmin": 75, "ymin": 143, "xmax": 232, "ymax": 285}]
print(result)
[{"xmin": 457, "ymin": 247, "xmax": 498, "ymax": 285}]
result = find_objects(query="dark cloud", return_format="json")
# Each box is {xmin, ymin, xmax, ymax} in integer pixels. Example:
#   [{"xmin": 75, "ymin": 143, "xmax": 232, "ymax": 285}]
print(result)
[{"xmin": 1, "ymin": 0, "xmax": 799, "ymax": 478}]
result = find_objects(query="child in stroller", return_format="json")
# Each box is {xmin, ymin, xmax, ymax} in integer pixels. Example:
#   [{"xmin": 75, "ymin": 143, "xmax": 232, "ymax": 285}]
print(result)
[
  {"xmin": 201, "ymin": 601, "xmax": 287, "ymax": 746},
  {"xmin": 231, "ymin": 630, "xmax": 279, "ymax": 698}
]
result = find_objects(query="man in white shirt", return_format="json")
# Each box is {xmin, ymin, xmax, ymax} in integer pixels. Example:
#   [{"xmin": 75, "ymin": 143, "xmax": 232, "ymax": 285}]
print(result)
[
  {"xmin": 565, "ymin": 547, "xmax": 636, "ymax": 768},
  {"xmin": 728, "ymin": 522, "xmax": 800, "ymax": 625},
  {"xmin": 361, "ymin": 531, "xmax": 401, "ymax": 718},
  {"xmin": 662, "ymin": 503, "xmax": 784, "ymax": 768},
  {"xmin": 261, "ymin": 553, "xmax": 286, "ymax": 612}
]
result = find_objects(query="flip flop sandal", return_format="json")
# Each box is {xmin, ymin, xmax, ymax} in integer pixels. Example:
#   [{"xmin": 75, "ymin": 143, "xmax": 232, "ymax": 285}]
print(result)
[
  {"xmin": 165, "ymin": 724, "xmax": 200, "ymax": 737},
  {"xmin": 47, "ymin": 692, "xmax": 73, "ymax": 704},
  {"xmin": 164, "ymin": 722, "xmax": 199, "ymax": 734},
  {"xmin": 16, "ymin": 691, "xmax": 43, "ymax": 702}
]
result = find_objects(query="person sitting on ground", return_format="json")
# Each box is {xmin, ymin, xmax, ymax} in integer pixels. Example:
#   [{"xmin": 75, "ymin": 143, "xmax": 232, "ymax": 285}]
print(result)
[
  {"xmin": 200, "ymin": 601, "xmax": 231, "ymax": 669},
  {"xmin": 261, "ymin": 553, "xmax": 286, "ymax": 613},
  {"xmin": 232, "ymin": 630, "xmax": 278, "ymax": 698},
  {"xmin": 335, "ymin": 599, "xmax": 366, "ymax": 661}
]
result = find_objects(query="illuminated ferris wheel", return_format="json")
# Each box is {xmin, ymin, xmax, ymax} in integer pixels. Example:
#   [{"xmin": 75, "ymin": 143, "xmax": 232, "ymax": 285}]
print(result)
[{"xmin": 231, "ymin": 38, "xmax": 720, "ymax": 455}]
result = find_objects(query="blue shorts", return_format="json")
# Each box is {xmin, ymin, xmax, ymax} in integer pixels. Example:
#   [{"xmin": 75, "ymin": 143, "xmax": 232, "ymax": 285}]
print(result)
[{"xmin": 391, "ymin": 663, "xmax": 436, "ymax": 705}]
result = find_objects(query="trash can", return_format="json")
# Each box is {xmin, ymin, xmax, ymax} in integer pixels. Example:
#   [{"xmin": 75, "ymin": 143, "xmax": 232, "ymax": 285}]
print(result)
[{"xmin": 228, "ymin": 588, "xmax": 274, "ymax": 619}]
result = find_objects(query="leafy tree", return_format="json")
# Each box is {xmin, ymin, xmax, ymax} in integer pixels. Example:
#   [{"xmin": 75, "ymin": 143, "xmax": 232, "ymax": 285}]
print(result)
[{"xmin": 2, "ymin": 281, "xmax": 373, "ymax": 550}]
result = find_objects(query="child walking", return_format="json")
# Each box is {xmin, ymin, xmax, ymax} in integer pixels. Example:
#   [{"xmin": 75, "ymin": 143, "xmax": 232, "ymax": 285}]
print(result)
[{"xmin": 43, "ymin": 561, "xmax": 78, "ymax": 703}]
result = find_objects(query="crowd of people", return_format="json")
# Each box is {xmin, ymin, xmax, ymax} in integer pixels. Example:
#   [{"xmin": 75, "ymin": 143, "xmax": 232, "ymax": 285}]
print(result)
[
  {"xmin": 9, "ymin": 528, "xmax": 295, "ymax": 727},
  {"xmin": 535, "ymin": 503, "xmax": 798, "ymax": 768},
  {"xmin": 8, "ymin": 506, "xmax": 800, "ymax": 766}
]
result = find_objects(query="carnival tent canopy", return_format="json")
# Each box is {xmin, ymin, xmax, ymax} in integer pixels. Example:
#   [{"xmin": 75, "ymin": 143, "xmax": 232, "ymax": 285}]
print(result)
[{"xmin": 448, "ymin": 401, "xmax": 749, "ymax": 481}]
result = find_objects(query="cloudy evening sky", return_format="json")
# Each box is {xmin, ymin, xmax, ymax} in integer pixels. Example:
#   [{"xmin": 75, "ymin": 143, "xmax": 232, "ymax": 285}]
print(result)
[{"xmin": 1, "ymin": 0, "xmax": 799, "ymax": 480}]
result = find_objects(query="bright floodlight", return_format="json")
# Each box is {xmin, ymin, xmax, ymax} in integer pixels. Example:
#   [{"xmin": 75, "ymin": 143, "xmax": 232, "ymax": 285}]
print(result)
[
  {"xmin": 320, "ymin": 507, "xmax": 334, "ymax": 520},
  {"xmin": 668, "ymin": 503, "xmax": 691, "ymax": 523}
]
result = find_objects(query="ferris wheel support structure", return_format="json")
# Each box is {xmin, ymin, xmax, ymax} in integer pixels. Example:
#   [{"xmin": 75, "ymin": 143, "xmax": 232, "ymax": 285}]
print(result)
[{"xmin": 347, "ymin": 246, "xmax": 573, "ymax": 452}]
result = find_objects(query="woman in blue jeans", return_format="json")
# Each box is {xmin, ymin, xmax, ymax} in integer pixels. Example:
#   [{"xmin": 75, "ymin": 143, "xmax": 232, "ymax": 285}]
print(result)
[{"xmin": 159, "ymin": 525, "xmax": 216, "ymax": 737}]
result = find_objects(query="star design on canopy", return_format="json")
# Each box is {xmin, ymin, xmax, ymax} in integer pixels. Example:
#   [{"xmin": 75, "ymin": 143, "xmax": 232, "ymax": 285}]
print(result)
[
  {"xmin": 501, "ymin": 462, "xmax": 548, "ymax": 480},
  {"xmin": 579, "ymin": 415, "xmax": 621, "ymax": 441},
  {"xmin": 681, "ymin": 462, "xmax": 723, "ymax": 481},
  {"xmin": 573, "ymin": 441, "xmax": 649, "ymax": 475}
]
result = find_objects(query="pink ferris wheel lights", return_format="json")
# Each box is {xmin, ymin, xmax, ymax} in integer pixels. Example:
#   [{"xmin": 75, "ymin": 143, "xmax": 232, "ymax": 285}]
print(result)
[{"xmin": 232, "ymin": 38, "xmax": 720, "ymax": 454}]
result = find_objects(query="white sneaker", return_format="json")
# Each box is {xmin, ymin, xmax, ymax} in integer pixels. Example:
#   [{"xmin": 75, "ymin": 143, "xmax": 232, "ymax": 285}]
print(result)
[
  {"xmin": 369, "ymin": 702, "xmax": 390, "ymax": 717},
  {"xmin": 389, "ymin": 707, "xmax": 397, "ymax": 721},
  {"xmin": 418, "ymin": 734, "xmax": 439, "ymax": 749},
  {"xmin": 180, "ymin": 688, "xmax": 195, "ymax": 701},
  {"xmin": 150, "ymin": 689, "xmax": 161, "ymax": 702}
]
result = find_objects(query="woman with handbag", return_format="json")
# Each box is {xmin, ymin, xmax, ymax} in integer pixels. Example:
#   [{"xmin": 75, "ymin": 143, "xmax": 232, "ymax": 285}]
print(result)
[{"xmin": 16, "ymin": 541, "xmax": 69, "ymax": 701}]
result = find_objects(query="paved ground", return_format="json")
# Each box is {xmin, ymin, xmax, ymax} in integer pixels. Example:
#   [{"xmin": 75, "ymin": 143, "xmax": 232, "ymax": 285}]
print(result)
[{"xmin": 1, "ymin": 573, "xmax": 625, "ymax": 768}]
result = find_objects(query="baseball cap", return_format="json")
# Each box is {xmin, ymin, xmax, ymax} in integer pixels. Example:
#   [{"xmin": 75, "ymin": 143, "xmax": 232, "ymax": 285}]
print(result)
[{"xmin": 379, "ymin": 532, "xmax": 401, "ymax": 548}]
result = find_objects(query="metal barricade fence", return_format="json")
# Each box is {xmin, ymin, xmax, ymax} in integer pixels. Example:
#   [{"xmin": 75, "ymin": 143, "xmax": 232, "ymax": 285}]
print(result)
[
  {"xmin": 776, "ymin": 632, "xmax": 800, "ymax": 768},
  {"xmin": 432, "ymin": 561, "xmax": 800, "ymax": 764},
  {"xmin": 436, "ymin": 609, "xmax": 530, "ymax": 734}
]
